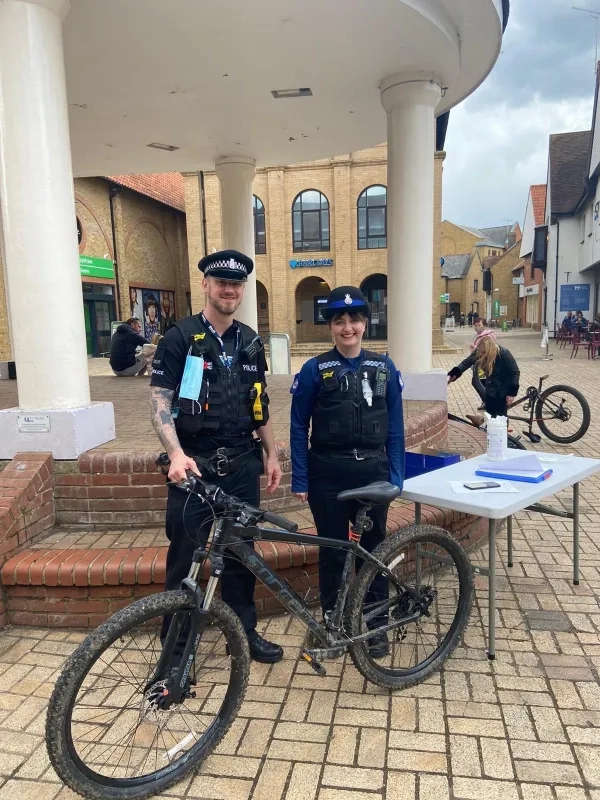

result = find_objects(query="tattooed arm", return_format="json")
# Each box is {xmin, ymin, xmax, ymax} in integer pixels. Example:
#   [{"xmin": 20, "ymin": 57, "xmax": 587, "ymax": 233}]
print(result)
[{"xmin": 150, "ymin": 386, "xmax": 201, "ymax": 482}]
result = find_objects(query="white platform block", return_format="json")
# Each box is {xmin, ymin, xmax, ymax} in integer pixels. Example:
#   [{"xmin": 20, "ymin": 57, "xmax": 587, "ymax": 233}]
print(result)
[
  {"xmin": 0, "ymin": 402, "xmax": 116, "ymax": 460},
  {"xmin": 402, "ymin": 370, "xmax": 448, "ymax": 403}
]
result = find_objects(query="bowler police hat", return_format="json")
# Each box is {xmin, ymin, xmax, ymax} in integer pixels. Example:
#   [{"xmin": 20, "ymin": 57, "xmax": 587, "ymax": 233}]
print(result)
[
  {"xmin": 198, "ymin": 249, "xmax": 254, "ymax": 282},
  {"xmin": 321, "ymin": 286, "xmax": 369, "ymax": 320}
]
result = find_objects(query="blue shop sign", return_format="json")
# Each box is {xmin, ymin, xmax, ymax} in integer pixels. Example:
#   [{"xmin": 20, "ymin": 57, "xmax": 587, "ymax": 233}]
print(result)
[
  {"xmin": 560, "ymin": 283, "xmax": 590, "ymax": 312},
  {"xmin": 289, "ymin": 258, "xmax": 333, "ymax": 268}
]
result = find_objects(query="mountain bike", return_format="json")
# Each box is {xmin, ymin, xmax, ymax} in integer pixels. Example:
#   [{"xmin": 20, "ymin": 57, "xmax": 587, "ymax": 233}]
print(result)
[
  {"xmin": 507, "ymin": 375, "xmax": 590, "ymax": 445},
  {"xmin": 46, "ymin": 472, "xmax": 473, "ymax": 800},
  {"xmin": 470, "ymin": 370, "xmax": 589, "ymax": 445}
]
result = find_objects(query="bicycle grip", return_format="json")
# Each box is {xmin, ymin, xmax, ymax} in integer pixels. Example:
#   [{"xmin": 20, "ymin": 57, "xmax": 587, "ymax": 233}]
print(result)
[{"xmin": 262, "ymin": 511, "xmax": 298, "ymax": 532}]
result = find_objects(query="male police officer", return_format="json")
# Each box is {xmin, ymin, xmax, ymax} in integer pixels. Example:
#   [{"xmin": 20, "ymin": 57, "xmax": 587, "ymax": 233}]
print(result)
[{"xmin": 150, "ymin": 249, "xmax": 283, "ymax": 663}]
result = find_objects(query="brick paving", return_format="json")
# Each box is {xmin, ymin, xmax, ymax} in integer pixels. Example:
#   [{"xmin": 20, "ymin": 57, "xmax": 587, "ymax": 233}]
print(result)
[{"xmin": 0, "ymin": 329, "xmax": 599, "ymax": 799}]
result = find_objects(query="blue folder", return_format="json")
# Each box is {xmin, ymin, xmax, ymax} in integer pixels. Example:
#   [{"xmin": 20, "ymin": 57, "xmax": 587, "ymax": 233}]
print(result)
[{"xmin": 475, "ymin": 468, "xmax": 553, "ymax": 484}]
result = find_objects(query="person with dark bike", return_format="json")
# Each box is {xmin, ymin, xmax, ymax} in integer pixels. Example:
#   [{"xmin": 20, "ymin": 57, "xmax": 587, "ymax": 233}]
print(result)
[
  {"xmin": 448, "ymin": 329, "xmax": 520, "ymax": 418},
  {"xmin": 290, "ymin": 285, "xmax": 405, "ymax": 658},
  {"xmin": 149, "ymin": 249, "xmax": 284, "ymax": 664}
]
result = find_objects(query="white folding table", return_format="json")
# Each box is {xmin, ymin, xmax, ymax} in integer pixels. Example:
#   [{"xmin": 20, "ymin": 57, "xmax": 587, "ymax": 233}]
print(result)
[{"xmin": 401, "ymin": 452, "xmax": 600, "ymax": 659}]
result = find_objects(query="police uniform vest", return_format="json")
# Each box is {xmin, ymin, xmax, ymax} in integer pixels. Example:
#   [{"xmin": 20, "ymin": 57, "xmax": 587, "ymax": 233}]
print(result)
[
  {"xmin": 173, "ymin": 315, "xmax": 269, "ymax": 446},
  {"xmin": 310, "ymin": 348, "xmax": 389, "ymax": 452}
]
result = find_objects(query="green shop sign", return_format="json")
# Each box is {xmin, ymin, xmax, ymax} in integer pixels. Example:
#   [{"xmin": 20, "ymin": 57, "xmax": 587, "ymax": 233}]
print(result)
[
  {"xmin": 493, "ymin": 299, "xmax": 500, "ymax": 318},
  {"xmin": 80, "ymin": 255, "xmax": 115, "ymax": 279}
]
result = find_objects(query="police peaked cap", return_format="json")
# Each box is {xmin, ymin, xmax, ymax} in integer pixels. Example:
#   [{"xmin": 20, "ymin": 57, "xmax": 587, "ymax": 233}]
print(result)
[
  {"xmin": 321, "ymin": 286, "xmax": 369, "ymax": 320},
  {"xmin": 198, "ymin": 249, "xmax": 254, "ymax": 282}
]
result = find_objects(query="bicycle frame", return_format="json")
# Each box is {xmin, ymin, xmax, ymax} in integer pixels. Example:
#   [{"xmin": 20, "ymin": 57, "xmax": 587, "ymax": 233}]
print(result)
[{"xmin": 161, "ymin": 513, "xmax": 422, "ymax": 699}]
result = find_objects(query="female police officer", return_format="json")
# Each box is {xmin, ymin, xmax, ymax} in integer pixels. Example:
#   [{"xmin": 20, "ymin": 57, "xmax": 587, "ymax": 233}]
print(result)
[{"xmin": 290, "ymin": 286, "xmax": 405, "ymax": 658}]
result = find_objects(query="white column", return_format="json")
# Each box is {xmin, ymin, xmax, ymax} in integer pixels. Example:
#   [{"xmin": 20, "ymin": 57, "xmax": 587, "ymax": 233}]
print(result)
[
  {"xmin": 215, "ymin": 156, "xmax": 258, "ymax": 331},
  {"xmin": 381, "ymin": 75, "xmax": 441, "ymax": 373},
  {"xmin": 0, "ymin": 0, "xmax": 114, "ymax": 457}
]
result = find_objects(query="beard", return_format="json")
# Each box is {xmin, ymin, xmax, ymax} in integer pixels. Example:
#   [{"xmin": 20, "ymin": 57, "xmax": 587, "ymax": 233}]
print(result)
[{"xmin": 208, "ymin": 294, "xmax": 241, "ymax": 316}]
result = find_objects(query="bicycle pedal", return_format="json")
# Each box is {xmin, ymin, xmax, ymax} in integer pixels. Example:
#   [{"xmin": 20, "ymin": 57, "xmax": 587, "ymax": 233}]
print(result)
[{"xmin": 300, "ymin": 650, "xmax": 327, "ymax": 676}]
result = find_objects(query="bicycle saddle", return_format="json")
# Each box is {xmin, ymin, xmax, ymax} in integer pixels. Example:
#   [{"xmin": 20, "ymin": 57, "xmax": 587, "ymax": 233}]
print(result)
[{"xmin": 336, "ymin": 481, "xmax": 401, "ymax": 504}]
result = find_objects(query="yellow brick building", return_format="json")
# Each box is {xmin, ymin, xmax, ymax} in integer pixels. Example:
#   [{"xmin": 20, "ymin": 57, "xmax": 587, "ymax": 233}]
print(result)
[
  {"xmin": 184, "ymin": 145, "xmax": 446, "ymax": 346},
  {"xmin": 440, "ymin": 221, "xmax": 522, "ymax": 323},
  {"xmin": 0, "ymin": 145, "xmax": 446, "ymax": 360},
  {"xmin": 0, "ymin": 176, "xmax": 189, "ymax": 360}
]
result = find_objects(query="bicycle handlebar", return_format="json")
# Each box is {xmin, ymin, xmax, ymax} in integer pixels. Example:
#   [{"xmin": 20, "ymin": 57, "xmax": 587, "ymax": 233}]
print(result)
[{"xmin": 175, "ymin": 470, "xmax": 299, "ymax": 533}]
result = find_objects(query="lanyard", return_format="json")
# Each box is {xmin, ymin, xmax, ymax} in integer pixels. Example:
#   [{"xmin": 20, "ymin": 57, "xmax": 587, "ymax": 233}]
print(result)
[{"xmin": 201, "ymin": 313, "xmax": 240, "ymax": 369}]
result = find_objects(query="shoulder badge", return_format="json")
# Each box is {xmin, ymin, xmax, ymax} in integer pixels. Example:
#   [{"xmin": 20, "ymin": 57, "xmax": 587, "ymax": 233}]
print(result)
[
  {"xmin": 398, "ymin": 371, "xmax": 404, "ymax": 391},
  {"xmin": 290, "ymin": 373, "xmax": 300, "ymax": 395}
]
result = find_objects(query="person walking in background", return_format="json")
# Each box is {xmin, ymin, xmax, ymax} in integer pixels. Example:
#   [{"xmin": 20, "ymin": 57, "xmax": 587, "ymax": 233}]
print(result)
[
  {"xmin": 467, "ymin": 311, "xmax": 473, "ymax": 327},
  {"xmin": 459, "ymin": 313, "xmax": 465, "ymax": 329},
  {"xmin": 448, "ymin": 329, "xmax": 520, "ymax": 418},
  {"xmin": 290, "ymin": 285, "xmax": 405, "ymax": 659}
]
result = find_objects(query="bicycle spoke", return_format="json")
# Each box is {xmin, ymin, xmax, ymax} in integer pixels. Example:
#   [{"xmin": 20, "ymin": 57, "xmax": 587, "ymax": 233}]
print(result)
[{"xmin": 65, "ymin": 607, "xmax": 235, "ymax": 784}]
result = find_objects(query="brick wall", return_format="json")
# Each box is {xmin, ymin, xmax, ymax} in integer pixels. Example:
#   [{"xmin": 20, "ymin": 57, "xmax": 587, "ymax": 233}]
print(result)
[
  {"xmin": 0, "ymin": 260, "xmax": 11, "ymax": 361},
  {"xmin": 487, "ymin": 243, "xmax": 522, "ymax": 324},
  {"xmin": 75, "ymin": 178, "xmax": 190, "ymax": 322},
  {"xmin": 0, "ymin": 453, "xmax": 55, "ymax": 627},
  {"xmin": 0, "ymin": 178, "xmax": 190, "ymax": 364}
]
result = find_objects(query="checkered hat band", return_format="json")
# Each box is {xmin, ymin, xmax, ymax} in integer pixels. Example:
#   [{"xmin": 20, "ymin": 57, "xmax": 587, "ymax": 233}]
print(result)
[
  {"xmin": 318, "ymin": 361, "xmax": 341, "ymax": 370},
  {"xmin": 205, "ymin": 259, "xmax": 247, "ymax": 275}
]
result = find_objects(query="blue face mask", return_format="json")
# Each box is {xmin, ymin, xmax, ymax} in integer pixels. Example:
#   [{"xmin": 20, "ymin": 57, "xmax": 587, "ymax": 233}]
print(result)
[{"xmin": 179, "ymin": 354, "xmax": 204, "ymax": 401}]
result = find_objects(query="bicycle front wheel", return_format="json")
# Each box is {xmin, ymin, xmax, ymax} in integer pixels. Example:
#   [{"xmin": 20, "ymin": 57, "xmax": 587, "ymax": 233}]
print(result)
[
  {"xmin": 345, "ymin": 525, "xmax": 473, "ymax": 690},
  {"xmin": 46, "ymin": 591, "xmax": 249, "ymax": 800},
  {"xmin": 535, "ymin": 384, "xmax": 591, "ymax": 444}
]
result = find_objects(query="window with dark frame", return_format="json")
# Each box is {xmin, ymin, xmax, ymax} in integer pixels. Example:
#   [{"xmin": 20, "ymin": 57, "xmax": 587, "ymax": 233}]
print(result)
[
  {"xmin": 253, "ymin": 195, "xmax": 266, "ymax": 255},
  {"xmin": 357, "ymin": 185, "xmax": 387, "ymax": 249},
  {"xmin": 473, "ymin": 279, "xmax": 478, "ymax": 293},
  {"xmin": 292, "ymin": 190, "xmax": 330, "ymax": 252}
]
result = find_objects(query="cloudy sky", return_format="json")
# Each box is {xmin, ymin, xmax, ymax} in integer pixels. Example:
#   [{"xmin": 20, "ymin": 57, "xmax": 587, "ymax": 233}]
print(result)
[{"xmin": 443, "ymin": 0, "xmax": 598, "ymax": 228}]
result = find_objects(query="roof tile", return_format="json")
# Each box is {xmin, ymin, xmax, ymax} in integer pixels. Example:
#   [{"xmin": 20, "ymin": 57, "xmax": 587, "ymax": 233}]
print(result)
[
  {"xmin": 106, "ymin": 172, "xmax": 185, "ymax": 212},
  {"xmin": 549, "ymin": 131, "xmax": 591, "ymax": 215}
]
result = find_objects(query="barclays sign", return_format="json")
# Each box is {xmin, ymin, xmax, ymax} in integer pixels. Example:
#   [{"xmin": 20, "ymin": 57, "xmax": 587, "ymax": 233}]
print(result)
[{"xmin": 289, "ymin": 258, "xmax": 333, "ymax": 268}]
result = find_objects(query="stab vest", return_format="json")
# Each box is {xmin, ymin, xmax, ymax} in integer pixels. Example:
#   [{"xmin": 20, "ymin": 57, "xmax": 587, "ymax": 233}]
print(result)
[
  {"xmin": 310, "ymin": 348, "xmax": 389, "ymax": 452},
  {"xmin": 173, "ymin": 315, "xmax": 269, "ymax": 445}
]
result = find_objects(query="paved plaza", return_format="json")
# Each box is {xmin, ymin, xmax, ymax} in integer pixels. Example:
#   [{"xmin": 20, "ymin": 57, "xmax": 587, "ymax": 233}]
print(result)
[{"xmin": 0, "ymin": 329, "xmax": 600, "ymax": 799}]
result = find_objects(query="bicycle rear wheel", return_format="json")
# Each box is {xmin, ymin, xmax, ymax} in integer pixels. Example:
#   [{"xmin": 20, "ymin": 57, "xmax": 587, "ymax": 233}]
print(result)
[
  {"xmin": 46, "ymin": 591, "xmax": 249, "ymax": 800},
  {"xmin": 535, "ymin": 384, "xmax": 591, "ymax": 444},
  {"xmin": 345, "ymin": 526, "xmax": 473, "ymax": 690}
]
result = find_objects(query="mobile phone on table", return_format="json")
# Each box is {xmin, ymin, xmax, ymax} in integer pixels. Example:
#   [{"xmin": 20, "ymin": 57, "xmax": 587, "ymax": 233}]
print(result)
[{"xmin": 463, "ymin": 481, "xmax": 501, "ymax": 490}]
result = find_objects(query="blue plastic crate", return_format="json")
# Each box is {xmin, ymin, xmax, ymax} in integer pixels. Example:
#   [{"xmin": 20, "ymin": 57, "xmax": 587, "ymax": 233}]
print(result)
[{"xmin": 405, "ymin": 446, "xmax": 461, "ymax": 478}]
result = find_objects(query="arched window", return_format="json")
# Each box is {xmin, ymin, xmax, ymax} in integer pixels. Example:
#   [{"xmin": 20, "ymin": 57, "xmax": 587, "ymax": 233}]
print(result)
[
  {"xmin": 357, "ymin": 185, "xmax": 387, "ymax": 249},
  {"xmin": 292, "ymin": 190, "xmax": 330, "ymax": 252},
  {"xmin": 253, "ymin": 195, "xmax": 266, "ymax": 255}
]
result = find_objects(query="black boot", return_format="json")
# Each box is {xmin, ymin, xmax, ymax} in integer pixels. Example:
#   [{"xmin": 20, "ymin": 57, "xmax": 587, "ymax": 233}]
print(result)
[
  {"xmin": 368, "ymin": 631, "xmax": 390, "ymax": 659},
  {"xmin": 247, "ymin": 631, "xmax": 284, "ymax": 663}
]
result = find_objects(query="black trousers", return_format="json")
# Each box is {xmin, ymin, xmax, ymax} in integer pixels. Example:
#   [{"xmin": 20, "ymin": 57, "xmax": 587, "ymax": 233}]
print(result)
[
  {"xmin": 307, "ymin": 451, "xmax": 389, "ymax": 621},
  {"xmin": 162, "ymin": 456, "xmax": 262, "ymax": 638},
  {"xmin": 485, "ymin": 394, "xmax": 509, "ymax": 418}
]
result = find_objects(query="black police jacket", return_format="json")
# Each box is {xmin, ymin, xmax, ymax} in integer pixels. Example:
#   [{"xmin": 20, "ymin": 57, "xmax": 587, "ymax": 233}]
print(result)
[
  {"xmin": 310, "ymin": 348, "xmax": 389, "ymax": 452},
  {"xmin": 173, "ymin": 316, "xmax": 269, "ymax": 445},
  {"xmin": 109, "ymin": 323, "xmax": 148, "ymax": 371},
  {"xmin": 449, "ymin": 346, "xmax": 520, "ymax": 398}
]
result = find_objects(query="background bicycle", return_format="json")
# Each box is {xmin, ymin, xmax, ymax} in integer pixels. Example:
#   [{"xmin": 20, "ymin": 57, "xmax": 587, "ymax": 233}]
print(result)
[{"xmin": 471, "ymin": 369, "xmax": 590, "ymax": 445}]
